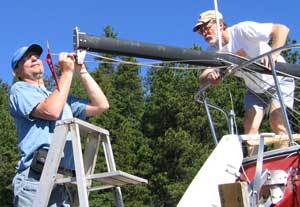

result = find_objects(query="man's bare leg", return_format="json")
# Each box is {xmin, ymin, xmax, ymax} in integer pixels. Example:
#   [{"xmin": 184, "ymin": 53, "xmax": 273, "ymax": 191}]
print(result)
[
  {"xmin": 269, "ymin": 103, "xmax": 289, "ymax": 149},
  {"xmin": 244, "ymin": 107, "xmax": 264, "ymax": 156}
]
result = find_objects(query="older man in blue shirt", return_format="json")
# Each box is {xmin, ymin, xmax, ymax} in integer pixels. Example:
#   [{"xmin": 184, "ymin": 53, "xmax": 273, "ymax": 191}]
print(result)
[{"xmin": 9, "ymin": 44, "xmax": 109, "ymax": 206}]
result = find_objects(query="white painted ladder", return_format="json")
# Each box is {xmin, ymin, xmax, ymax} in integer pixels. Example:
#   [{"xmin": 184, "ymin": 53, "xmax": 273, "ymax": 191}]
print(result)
[{"xmin": 33, "ymin": 118, "xmax": 148, "ymax": 207}]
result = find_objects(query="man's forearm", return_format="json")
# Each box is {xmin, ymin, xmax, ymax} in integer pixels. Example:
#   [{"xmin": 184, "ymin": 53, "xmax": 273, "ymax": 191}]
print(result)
[
  {"xmin": 79, "ymin": 71, "xmax": 109, "ymax": 116},
  {"xmin": 271, "ymin": 24, "xmax": 289, "ymax": 60}
]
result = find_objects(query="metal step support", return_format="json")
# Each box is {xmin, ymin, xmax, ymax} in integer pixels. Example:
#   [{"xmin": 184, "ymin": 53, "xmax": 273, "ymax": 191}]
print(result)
[{"xmin": 33, "ymin": 118, "xmax": 148, "ymax": 207}]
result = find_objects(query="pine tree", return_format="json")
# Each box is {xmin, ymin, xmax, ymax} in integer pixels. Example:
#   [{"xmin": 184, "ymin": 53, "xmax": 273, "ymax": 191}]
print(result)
[
  {"xmin": 0, "ymin": 80, "xmax": 18, "ymax": 206},
  {"xmin": 143, "ymin": 65, "xmax": 212, "ymax": 206}
]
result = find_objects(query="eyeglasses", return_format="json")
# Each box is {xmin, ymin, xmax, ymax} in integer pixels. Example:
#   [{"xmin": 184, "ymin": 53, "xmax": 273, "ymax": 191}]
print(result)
[{"xmin": 198, "ymin": 20, "xmax": 215, "ymax": 34}]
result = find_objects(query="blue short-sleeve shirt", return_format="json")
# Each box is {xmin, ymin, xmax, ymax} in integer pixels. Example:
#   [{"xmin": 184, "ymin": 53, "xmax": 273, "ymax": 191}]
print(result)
[{"xmin": 9, "ymin": 81, "xmax": 88, "ymax": 172}]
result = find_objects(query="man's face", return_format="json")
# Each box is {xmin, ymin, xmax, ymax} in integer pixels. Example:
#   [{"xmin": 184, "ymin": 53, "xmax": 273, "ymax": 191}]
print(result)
[
  {"xmin": 14, "ymin": 52, "xmax": 44, "ymax": 80},
  {"xmin": 198, "ymin": 20, "xmax": 219, "ymax": 45}
]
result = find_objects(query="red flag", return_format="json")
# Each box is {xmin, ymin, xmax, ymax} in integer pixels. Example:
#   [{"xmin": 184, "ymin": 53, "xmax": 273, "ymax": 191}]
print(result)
[{"xmin": 45, "ymin": 49, "xmax": 60, "ymax": 91}]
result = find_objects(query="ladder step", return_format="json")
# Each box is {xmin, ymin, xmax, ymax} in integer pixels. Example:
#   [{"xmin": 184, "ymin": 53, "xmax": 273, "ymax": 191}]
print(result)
[
  {"xmin": 88, "ymin": 170, "xmax": 148, "ymax": 186},
  {"xmin": 55, "ymin": 170, "xmax": 148, "ymax": 187}
]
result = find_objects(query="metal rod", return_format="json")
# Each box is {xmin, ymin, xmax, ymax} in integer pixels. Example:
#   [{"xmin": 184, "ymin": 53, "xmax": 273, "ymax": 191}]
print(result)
[
  {"xmin": 195, "ymin": 93, "xmax": 231, "ymax": 133},
  {"xmin": 198, "ymin": 44, "xmax": 300, "ymax": 93},
  {"xmin": 213, "ymin": 0, "xmax": 222, "ymax": 50},
  {"xmin": 251, "ymin": 135, "xmax": 265, "ymax": 205},
  {"xmin": 73, "ymin": 27, "xmax": 300, "ymax": 77},
  {"xmin": 201, "ymin": 92, "xmax": 219, "ymax": 145},
  {"xmin": 229, "ymin": 110, "xmax": 235, "ymax": 135},
  {"xmin": 268, "ymin": 54, "xmax": 294, "ymax": 146},
  {"xmin": 73, "ymin": 27, "xmax": 224, "ymax": 67}
]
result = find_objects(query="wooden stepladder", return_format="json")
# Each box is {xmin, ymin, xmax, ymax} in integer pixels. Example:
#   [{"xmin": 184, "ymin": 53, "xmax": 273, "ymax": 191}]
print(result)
[{"xmin": 33, "ymin": 118, "xmax": 148, "ymax": 207}]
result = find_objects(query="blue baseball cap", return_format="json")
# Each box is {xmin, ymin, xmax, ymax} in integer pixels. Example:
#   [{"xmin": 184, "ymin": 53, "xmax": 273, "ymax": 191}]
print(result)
[{"xmin": 11, "ymin": 44, "xmax": 43, "ymax": 70}]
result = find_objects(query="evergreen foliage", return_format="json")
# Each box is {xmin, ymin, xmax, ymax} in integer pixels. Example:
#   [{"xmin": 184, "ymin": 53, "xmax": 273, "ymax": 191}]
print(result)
[{"xmin": 0, "ymin": 80, "xmax": 18, "ymax": 207}]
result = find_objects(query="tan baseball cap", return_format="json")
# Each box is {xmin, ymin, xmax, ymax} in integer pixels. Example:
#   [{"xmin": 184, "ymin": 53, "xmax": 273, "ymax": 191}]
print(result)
[{"xmin": 193, "ymin": 10, "xmax": 223, "ymax": 32}]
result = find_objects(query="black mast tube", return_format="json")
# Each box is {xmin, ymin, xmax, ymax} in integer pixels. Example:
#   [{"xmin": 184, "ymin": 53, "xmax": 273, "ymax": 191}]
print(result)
[{"xmin": 73, "ymin": 27, "xmax": 300, "ymax": 77}]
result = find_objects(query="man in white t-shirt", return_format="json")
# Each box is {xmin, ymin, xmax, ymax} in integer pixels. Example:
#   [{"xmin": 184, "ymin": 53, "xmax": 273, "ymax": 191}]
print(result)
[{"xmin": 194, "ymin": 10, "xmax": 295, "ymax": 155}]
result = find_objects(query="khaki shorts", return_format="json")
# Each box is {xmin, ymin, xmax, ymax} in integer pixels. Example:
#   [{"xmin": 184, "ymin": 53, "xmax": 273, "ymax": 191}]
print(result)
[{"xmin": 244, "ymin": 77, "xmax": 294, "ymax": 111}]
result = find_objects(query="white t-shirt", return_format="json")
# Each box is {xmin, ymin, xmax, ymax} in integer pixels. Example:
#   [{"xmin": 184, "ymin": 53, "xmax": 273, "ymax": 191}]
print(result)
[{"xmin": 210, "ymin": 21, "xmax": 290, "ymax": 93}]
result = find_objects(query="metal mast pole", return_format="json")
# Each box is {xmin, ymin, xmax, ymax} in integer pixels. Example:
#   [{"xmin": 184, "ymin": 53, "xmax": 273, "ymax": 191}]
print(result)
[
  {"xmin": 213, "ymin": 0, "xmax": 223, "ymax": 51},
  {"xmin": 73, "ymin": 27, "xmax": 300, "ymax": 77}
]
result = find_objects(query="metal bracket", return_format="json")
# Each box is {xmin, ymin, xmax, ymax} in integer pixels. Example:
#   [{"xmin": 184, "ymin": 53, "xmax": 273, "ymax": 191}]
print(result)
[
  {"xmin": 73, "ymin": 26, "xmax": 87, "ymax": 64},
  {"xmin": 249, "ymin": 134, "xmax": 267, "ymax": 207},
  {"xmin": 76, "ymin": 49, "xmax": 87, "ymax": 64},
  {"xmin": 265, "ymin": 170, "xmax": 288, "ymax": 204},
  {"xmin": 266, "ymin": 170, "xmax": 288, "ymax": 186}
]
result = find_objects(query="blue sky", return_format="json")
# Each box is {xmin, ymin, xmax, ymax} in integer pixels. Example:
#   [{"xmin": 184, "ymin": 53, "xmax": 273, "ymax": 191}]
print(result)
[{"xmin": 1, "ymin": 0, "xmax": 299, "ymax": 84}]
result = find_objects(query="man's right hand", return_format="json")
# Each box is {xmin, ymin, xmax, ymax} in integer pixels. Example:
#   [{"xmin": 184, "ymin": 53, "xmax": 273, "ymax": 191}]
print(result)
[
  {"xmin": 207, "ymin": 70, "xmax": 222, "ymax": 85},
  {"xmin": 58, "ymin": 52, "xmax": 76, "ymax": 73}
]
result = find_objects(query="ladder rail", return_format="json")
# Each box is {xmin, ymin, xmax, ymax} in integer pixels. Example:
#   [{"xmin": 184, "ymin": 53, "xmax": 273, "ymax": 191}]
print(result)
[
  {"xmin": 102, "ymin": 133, "xmax": 124, "ymax": 207},
  {"xmin": 70, "ymin": 122, "xmax": 90, "ymax": 207},
  {"xmin": 33, "ymin": 124, "xmax": 69, "ymax": 207}
]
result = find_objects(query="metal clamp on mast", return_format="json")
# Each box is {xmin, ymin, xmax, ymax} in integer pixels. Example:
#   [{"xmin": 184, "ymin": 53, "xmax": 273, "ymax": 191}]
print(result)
[{"xmin": 73, "ymin": 26, "xmax": 87, "ymax": 64}]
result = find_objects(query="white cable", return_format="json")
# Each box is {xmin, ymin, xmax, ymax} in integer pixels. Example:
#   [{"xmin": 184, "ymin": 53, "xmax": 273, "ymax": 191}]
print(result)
[
  {"xmin": 50, "ymin": 51, "xmax": 228, "ymax": 71},
  {"xmin": 86, "ymin": 52, "xmax": 228, "ymax": 71}
]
